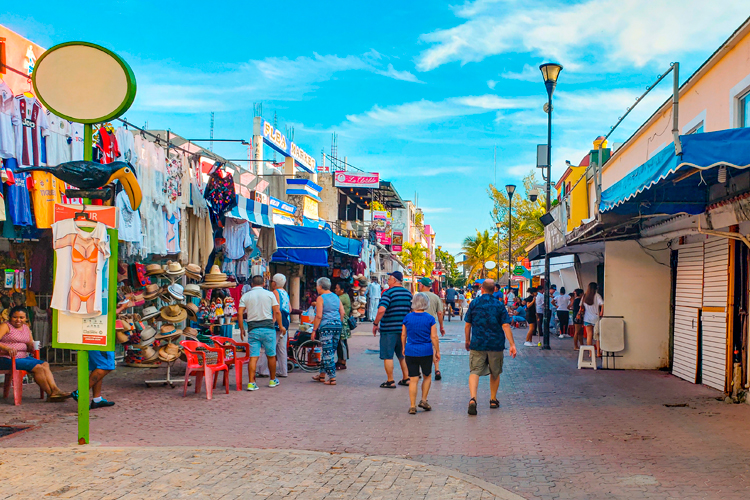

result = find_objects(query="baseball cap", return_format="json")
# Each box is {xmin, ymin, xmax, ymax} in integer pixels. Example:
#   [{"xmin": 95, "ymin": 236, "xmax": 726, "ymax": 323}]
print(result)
[
  {"xmin": 418, "ymin": 277, "xmax": 432, "ymax": 287},
  {"xmin": 388, "ymin": 271, "xmax": 404, "ymax": 281}
]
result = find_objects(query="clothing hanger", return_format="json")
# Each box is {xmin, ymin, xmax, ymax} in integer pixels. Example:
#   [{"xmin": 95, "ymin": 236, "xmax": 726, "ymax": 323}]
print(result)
[
  {"xmin": 73, "ymin": 205, "xmax": 97, "ymax": 228},
  {"xmin": 22, "ymin": 78, "xmax": 34, "ymax": 98}
]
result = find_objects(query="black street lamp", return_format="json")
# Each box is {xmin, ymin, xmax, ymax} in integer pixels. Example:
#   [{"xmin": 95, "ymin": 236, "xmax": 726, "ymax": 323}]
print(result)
[
  {"xmin": 495, "ymin": 221, "xmax": 502, "ymax": 282},
  {"xmin": 539, "ymin": 62, "xmax": 562, "ymax": 350},
  {"xmin": 505, "ymin": 184, "xmax": 516, "ymax": 287}
]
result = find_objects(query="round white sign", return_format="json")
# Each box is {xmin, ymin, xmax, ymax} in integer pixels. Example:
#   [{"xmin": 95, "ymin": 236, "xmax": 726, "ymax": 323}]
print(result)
[{"xmin": 485, "ymin": 261, "xmax": 497, "ymax": 269}]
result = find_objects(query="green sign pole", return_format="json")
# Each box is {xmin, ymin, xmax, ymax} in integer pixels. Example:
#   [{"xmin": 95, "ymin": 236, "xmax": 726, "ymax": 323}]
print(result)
[{"xmin": 77, "ymin": 121, "xmax": 93, "ymax": 445}]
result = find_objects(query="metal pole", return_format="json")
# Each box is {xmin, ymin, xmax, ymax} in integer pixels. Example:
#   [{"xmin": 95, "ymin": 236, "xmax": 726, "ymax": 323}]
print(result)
[
  {"xmin": 672, "ymin": 62, "xmax": 682, "ymax": 155},
  {"xmin": 497, "ymin": 227, "xmax": 501, "ymax": 283},
  {"xmin": 508, "ymin": 194, "xmax": 513, "ymax": 285},
  {"xmin": 78, "ymin": 122, "xmax": 93, "ymax": 444},
  {"xmin": 543, "ymin": 93, "xmax": 552, "ymax": 350}
]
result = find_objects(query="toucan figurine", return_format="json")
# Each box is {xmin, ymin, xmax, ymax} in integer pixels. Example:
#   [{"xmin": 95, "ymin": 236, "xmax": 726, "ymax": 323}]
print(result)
[{"xmin": 17, "ymin": 161, "xmax": 142, "ymax": 210}]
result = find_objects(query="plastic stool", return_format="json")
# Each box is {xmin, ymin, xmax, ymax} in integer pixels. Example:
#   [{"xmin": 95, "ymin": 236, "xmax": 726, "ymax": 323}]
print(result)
[{"xmin": 578, "ymin": 346, "xmax": 597, "ymax": 370}]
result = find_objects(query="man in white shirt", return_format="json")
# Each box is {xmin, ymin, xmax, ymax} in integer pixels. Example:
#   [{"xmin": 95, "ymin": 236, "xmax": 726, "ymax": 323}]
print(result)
[
  {"xmin": 555, "ymin": 287, "xmax": 571, "ymax": 338},
  {"xmin": 238, "ymin": 275, "xmax": 286, "ymax": 391}
]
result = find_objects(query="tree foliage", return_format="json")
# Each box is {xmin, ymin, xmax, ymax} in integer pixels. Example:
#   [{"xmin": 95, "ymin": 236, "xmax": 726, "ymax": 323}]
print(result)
[
  {"xmin": 398, "ymin": 242, "xmax": 430, "ymax": 278},
  {"xmin": 435, "ymin": 247, "xmax": 462, "ymax": 286},
  {"xmin": 461, "ymin": 230, "xmax": 499, "ymax": 280}
]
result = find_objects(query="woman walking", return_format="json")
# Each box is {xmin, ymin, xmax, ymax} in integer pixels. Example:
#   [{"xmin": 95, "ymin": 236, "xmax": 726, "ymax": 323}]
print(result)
[
  {"xmin": 580, "ymin": 283, "xmax": 604, "ymax": 356},
  {"xmin": 556, "ymin": 287, "xmax": 570, "ymax": 339},
  {"xmin": 401, "ymin": 293, "xmax": 440, "ymax": 414},
  {"xmin": 523, "ymin": 287, "xmax": 538, "ymax": 347},
  {"xmin": 334, "ymin": 281, "xmax": 352, "ymax": 370},
  {"xmin": 0, "ymin": 306, "xmax": 71, "ymax": 401},
  {"xmin": 572, "ymin": 289, "xmax": 584, "ymax": 350},
  {"xmin": 312, "ymin": 278, "xmax": 345, "ymax": 385}
]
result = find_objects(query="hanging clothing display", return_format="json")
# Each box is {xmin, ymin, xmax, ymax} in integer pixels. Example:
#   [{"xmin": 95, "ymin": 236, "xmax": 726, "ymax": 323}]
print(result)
[
  {"xmin": 70, "ymin": 122, "xmax": 84, "ymax": 161},
  {"xmin": 223, "ymin": 218, "xmax": 254, "ymax": 260},
  {"xmin": 116, "ymin": 190, "xmax": 143, "ymax": 244},
  {"xmin": 165, "ymin": 210, "xmax": 181, "ymax": 254},
  {"xmin": 30, "ymin": 171, "xmax": 62, "ymax": 229},
  {"xmin": 367, "ymin": 281, "xmax": 381, "ymax": 320},
  {"xmin": 204, "ymin": 170, "xmax": 237, "ymax": 217},
  {"xmin": 14, "ymin": 95, "xmax": 48, "ymax": 167},
  {"xmin": 45, "ymin": 111, "xmax": 72, "ymax": 166},
  {"xmin": 3, "ymin": 158, "xmax": 33, "ymax": 226},
  {"xmin": 0, "ymin": 82, "xmax": 19, "ymax": 159},
  {"xmin": 186, "ymin": 210, "xmax": 213, "ymax": 269},
  {"xmin": 51, "ymin": 219, "xmax": 111, "ymax": 317}
]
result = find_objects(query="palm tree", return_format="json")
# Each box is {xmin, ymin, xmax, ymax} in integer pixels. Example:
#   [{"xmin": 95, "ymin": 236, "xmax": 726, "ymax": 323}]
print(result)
[
  {"xmin": 461, "ymin": 230, "xmax": 498, "ymax": 280},
  {"xmin": 399, "ymin": 242, "xmax": 430, "ymax": 285}
]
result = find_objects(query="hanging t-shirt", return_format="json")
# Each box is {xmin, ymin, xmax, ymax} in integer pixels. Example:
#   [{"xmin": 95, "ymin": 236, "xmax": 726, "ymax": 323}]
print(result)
[
  {"xmin": 14, "ymin": 96, "xmax": 49, "ymax": 167},
  {"xmin": 30, "ymin": 171, "xmax": 62, "ymax": 228},
  {"xmin": 204, "ymin": 170, "xmax": 237, "ymax": 216},
  {"xmin": 223, "ymin": 217, "xmax": 254, "ymax": 259},
  {"xmin": 45, "ymin": 111, "xmax": 72, "ymax": 167},
  {"xmin": 165, "ymin": 210, "xmax": 181, "ymax": 254},
  {"xmin": 3, "ymin": 158, "xmax": 33, "ymax": 226},
  {"xmin": 70, "ymin": 123, "xmax": 84, "ymax": 161},
  {"xmin": 116, "ymin": 190, "xmax": 143, "ymax": 243},
  {"xmin": 0, "ymin": 82, "xmax": 19, "ymax": 159},
  {"xmin": 51, "ymin": 219, "xmax": 111, "ymax": 317}
]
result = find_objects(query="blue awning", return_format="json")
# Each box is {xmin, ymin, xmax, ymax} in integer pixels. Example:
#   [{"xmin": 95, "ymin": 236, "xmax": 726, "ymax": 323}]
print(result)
[
  {"xmin": 271, "ymin": 225, "xmax": 331, "ymax": 267},
  {"xmin": 600, "ymin": 128, "xmax": 750, "ymax": 215},
  {"xmin": 325, "ymin": 229, "xmax": 362, "ymax": 257},
  {"xmin": 227, "ymin": 196, "xmax": 274, "ymax": 227}
]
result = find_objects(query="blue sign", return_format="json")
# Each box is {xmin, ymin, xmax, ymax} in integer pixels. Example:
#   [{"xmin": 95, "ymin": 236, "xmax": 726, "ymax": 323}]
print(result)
[
  {"xmin": 270, "ymin": 196, "xmax": 297, "ymax": 215},
  {"xmin": 253, "ymin": 117, "xmax": 316, "ymax": 172}
]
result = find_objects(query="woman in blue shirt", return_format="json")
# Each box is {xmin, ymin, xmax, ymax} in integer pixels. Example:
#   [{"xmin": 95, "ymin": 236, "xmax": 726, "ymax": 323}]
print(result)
[{"xmin": 401, "ymin": 293, "xmax": 440, "ymax": 414}]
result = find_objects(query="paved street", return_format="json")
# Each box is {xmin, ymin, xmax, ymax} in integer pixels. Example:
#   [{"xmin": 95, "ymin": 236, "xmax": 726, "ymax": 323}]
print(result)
[{"xmin": 2, "ymin": 320, "xmax": 750, "ymax": 499}]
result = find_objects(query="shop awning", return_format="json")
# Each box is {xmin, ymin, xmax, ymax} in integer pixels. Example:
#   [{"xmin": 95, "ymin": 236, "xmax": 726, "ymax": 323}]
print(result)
[
  {"xmin": 227, "ymin": 196, "xmax": 274, "ymax": 228},
  {"xmin": 600, "ymin": 128, "xmax": 750, "ymax": 215},
  {"xmin": 326, "ymin": 230, "xmax": 362, "ymax": 257},
  {"xmin": 271, "ymin": 225, "xmax": 332, "ymax": 267}
]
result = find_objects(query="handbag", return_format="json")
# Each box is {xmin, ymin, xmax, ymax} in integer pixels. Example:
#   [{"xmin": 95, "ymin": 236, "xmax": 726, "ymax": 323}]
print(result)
[{"xmin": 348, "ymin": 316, "xmax": 358, "ymax": 331}]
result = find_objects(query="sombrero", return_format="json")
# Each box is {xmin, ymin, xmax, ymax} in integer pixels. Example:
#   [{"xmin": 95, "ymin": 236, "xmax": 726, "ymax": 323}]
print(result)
[
  {"xmin": 182, "ymin": 326, "xmax": 199, "ymax": 339},
  {"xmin": 165, "ymin": 261, "xmax": 186, "ymax": 277},
  {"xmin": 184, "ymin": 284, "xmax": 202, "ymax": 298},
  {"xmin": 155, "ymin": 324, "xmax": 182, "ymax": 341},
  {"xmin": 143, "ymin": 284, "xmax": 164, "ymax": 300},
  {"xmin": 138, "ymin": 326, "xmax": 158, "ymax": 346},
  {"xmin": 160, "ymin": 304, "xmax": 187, "ymax": 323},
  {"xmin": 141, "ymin": 305, "xmax": 161, "ymax": 321},
  {"xmin": 158, "ymin": 342, "xmax": 181, "ymax": 362},
  {"xmin": 185, "ymin": 264, "xmax": 203, "ymax": 281},
  {"xmin": 146, "ymin": 264, "xmax": 165, "ymax": 276},
  {"xmin": 184, "ymin": 302, "xmax": 199, "ymax": 321}
]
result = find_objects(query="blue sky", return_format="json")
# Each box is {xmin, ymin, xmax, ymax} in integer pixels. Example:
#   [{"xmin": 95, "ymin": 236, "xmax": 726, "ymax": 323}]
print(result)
[{"xmin": 6, "ymin": 0, "xmax": 749, "ymax": 253}]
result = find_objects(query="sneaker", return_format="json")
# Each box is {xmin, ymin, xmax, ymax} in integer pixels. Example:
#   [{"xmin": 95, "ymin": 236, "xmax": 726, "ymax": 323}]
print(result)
[
  {"xmin": 247, "ymin": 382, "xmax": 259, "ymax": 391},
  {"xmin": 90, "ymin": 399, "xmax": 115, "ymax": 409},
  {"xmin": 70, "ymin": 390, "xmax": 78, "ymax": 402},
  {"xmin": 524, "ymin": 341, "xmax": 534, "ymax": 347},
  {"xmin": 558, "ymin": 334, "xmax": 565, "ymax": 339},
  {"xmin": 269, "ymin": 379, "xmax": 280, "ymax": 388}
]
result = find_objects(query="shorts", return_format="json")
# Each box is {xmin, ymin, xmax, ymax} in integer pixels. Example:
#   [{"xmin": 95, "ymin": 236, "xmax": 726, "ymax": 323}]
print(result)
[
  {"xmin": 469, "ymin": 350, "xmax": 504, "ymax": 377},
  {"xmin": 379, "ymin": 332, "xmax": 405, "ymax": 360},
  {"xmin": 446, "ymin": 300, "xmax": 456, "ymax": 310},
  {"xmin": 89, "ymin": 350, "xmax": 116, "ymax": 371},
  {"xmin": 248, "ymin": 327, "xmax": 277, "ymax": 357},
  {"xmin": 0, "ymin": 355, "xmax": 45, "ymax": 371},
  {"xmin": 405, "ymin": 355, "xmax": 433, "ymax": 377},
  {"xmin": 527, "ymin": 313, "xmax": 537, "ymax": 325}
]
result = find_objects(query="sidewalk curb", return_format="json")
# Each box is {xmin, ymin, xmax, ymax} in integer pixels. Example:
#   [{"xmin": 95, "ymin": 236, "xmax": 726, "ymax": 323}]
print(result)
[{"xmin": 4, "ymin": 445, "xmax": 527, "ymax": 499}]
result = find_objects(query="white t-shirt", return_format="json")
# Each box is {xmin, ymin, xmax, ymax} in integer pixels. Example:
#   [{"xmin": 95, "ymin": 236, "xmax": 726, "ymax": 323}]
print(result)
[
  {"xmin": 0, "ymin": 82, "xmax": 19, "ymax": 159},
  {"xmin": 556, "ymin": 294, "xmax": 571, "ymax": 311},
  {"xmin": 240, "ymin": 286, "xmax": 279, "ymax": 322},
  {"xmin": 535, "ymin": 292, "xmax": 544, "ymax": 313},
  {"xmin": 582, "ymin": 293, "xmax": 604, "ymax": 324},
  {"xmin": 70, "ymin": 123, "xmax": 85, "ymax": 161}
]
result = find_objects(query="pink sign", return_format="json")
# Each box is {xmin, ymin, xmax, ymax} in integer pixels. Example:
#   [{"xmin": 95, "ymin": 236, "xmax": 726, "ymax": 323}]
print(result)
[
  {"xmin": 377, "ymin": 232, "xmax": 391, "ymax": 245},
  {"xmin": 334, "ymin": 172, "xmax": 380, "ymax": 189}
]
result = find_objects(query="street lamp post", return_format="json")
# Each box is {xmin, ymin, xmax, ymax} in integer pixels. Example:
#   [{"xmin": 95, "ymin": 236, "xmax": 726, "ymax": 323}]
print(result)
[
  {"xmin": 539, "ymin": 62, "xmax": 562, "ymax": 350},
  {"xmin": 505, "ymin": 185, "xmax": 516, "ymax": 288},
  {"xmin": 495, "ymin": 221, "xmax": 502, "ymax": 283}
]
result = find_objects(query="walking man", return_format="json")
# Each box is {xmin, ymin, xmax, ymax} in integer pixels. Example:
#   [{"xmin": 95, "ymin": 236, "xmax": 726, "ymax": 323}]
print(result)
[
  {"xmin": 238, "ymin": 275, "xmax": 286, "ymax": 391},
  {"xmin": 373, "ymin": 271, "xmax": 412, "ymax": 388},
  {"xmin": 445, "ymin": 284, "xmax": 457, "ymax": 321},
  {"xmin": 418, "ymin": 277, "xmax": 445, "ymax": 380},
  {"xmin": 464, "ymin": 279, "xmax": 517, "ymax": 415}
]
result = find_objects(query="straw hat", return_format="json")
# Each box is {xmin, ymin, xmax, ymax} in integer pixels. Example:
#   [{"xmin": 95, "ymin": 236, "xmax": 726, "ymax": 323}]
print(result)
[
  {"xmin": 185, "ymin": 264, "xmax": 203, "ymax": 280},
  {"xmin": 184, "ymin": 302, "xmax": 199, "ymax": 321},
  {"xmin": 167, "ymin": 283, "xmax": 185, "ymax": 301},
  {"xmin": 350, "ymin": 310, "xmax": 361, "ymax": 318},
  {"xmin": 165, "ymin": 261, "xmax": 186, "ymax": 277},
  {"xmin": 155, "ymin": 324, "xmax": 183, "ymax": 340},
  {"xmin": 141, "ymin": 306, "xmax": 161, "ymax": 321},
  {"xmin": 146, "ymin": 264, "xmax": 165, "ymax": 276},
  {"xmin": 158, "ymin": 342, "xmax": 181, "ymax": 362},
  {"xmin": 182, "ymin": 326, "xmax": 199, "ymax": 339},
  {"xmin": 203, "ymin": 265, "xmax": 227, "ymax": 282},
  {"xmin": 138, "ymin": 326, "xmax": 157, "ymax": 346},
  {"xmin": 144, "ymin": 284, "xmax": 163, "ymax": 300},
  {"xmin": 160, "ymin": 304, "xmax": 187, "ymax": 323},
  {"xmin": 184, "ymin": 284, "xmax": 201, "ymax": 297},
  {"xmin": 140, "ymin": 345, "xmax": 159, "ymax": 362},
  {"xmin": 116, "ymin": 331, "xmax": 130, "ymax": 344}
]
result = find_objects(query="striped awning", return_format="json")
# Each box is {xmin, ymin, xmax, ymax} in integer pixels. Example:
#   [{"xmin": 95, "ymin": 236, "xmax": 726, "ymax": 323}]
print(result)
[{"xmin": 226, "ymin": 196, "xmax": 274, "ymax": 228}]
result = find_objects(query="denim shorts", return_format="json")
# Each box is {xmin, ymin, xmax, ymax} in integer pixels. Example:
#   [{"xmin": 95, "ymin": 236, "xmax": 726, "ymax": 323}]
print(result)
[
  {"xmin": 0, "ymin": 355, "xmax": 45, "ymax": 371},
  {"xmin": 248, "ymin": 327, "xmax": 277, "ymax": 357},
  {"xmin": 89, "ymin": 350, "xmax": 116, "ymax": 371},
  {"xmin": 379, "ymin": 332, "xmax": 404, "ymax": 360}
]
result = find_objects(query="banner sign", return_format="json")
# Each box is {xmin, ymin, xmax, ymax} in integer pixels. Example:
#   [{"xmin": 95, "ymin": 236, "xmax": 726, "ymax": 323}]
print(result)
[
  {"xmin": 334, "ymin": 172, "xmax": 380, "ymax": 189},
  {"xmin": 392, "ymin": 231, "xmax": 403, "ymax": 252},
  {"xmin": 269, "ymin": 196, "xmax": 297, "ymax": 215},
  {"xmin": 253, "ymin": 117, "xmax": 316, "ymax": 172}
]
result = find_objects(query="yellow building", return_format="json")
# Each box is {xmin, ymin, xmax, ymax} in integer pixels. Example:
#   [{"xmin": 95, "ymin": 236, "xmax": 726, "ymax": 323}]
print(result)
[{"xmin": 555, "ymin": 138, "xmax": 608, "ymax": 232}]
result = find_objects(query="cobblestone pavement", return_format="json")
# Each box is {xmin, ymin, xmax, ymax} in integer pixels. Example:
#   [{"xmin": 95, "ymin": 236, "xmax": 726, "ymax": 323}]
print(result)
[
  {"xmin": 2, "ymin": 320, "xmax": 750, "ymax": 499},
  {"xmin": 0, "ymin": 447, "xmax": 516, "ymax": 499}
]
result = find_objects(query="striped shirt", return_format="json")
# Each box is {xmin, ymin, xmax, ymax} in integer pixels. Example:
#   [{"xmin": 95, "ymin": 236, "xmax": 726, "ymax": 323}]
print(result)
[{"xmin": 378, "ymin": 286, "xmax": 413, "ymax": 335}]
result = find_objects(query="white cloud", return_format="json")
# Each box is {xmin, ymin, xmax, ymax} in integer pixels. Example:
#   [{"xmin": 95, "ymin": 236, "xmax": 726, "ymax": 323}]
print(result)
[
  {"xmin": 417, "ymin": 0, "xmax": 749, "ymax": 72},
  {"xmin": 500, "ymin": 64, "xmax": 539, "ymax": 82},
  {"xmin": 421, "ymin": 206, "xmax": 454, "ymax": 213},
  {"xmin": 487, "ymin": 80, "xmax": 497, "ymax": 89},
  {"xmin": 133, "ymin": 52, "xmax": 420, "ymax": 113}
]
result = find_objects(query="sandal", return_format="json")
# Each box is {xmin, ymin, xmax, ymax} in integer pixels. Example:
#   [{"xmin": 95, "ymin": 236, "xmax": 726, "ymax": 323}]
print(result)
[
  {"xmin": 397, "ymin": 378, "xmax": 410, "ymax": 386},
  {"xmin": 324, "ymin": 378, "xmax": 336, "ymax": 385},
  {"xmin": 312, "ymin": 375, "xmax": 325, "ymax": 382},
  {"xmin": 468, "ymin": 397, "xmax": 478, "ymax": 416},
  {"xmin": 490, "ymin": 399, "xmax": 499, "ymax": 409},
  {"xmin": 408, "ymin": 407, "xmax": 417, "ymax": 414},
  {"xmin": 434, "ymin": 371, "xmax": 442, "ymax": 381},
  {"xmin": 47, "ymin": 392, "xmax": 71, "ymax": 402},
  {"xmin": 380, "ymin": 381, "xmax": 396, "ymax": 389},
  {"xmin": 418, "ymin": 400, "xmax": 432, "ymax": 411}
]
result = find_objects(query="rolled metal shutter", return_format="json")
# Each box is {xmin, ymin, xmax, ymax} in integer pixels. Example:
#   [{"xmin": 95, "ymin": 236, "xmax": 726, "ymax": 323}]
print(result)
[
  {"xmin": 701, "ymin": 237, "xmax": 729, "ymax": 391},
  {"xmin": 673, "ymin": 242, "xmax": 703, "ymax": 383}
]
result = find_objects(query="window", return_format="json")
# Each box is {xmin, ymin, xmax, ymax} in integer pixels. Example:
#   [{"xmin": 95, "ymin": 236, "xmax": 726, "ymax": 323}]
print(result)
[
  {"xmin": 687, "ymin": 122, "xmax": 704, "ymax": 135},
  {"xmin": 740, "ymin": 92, "xmax": 750, "ymax": 128}
]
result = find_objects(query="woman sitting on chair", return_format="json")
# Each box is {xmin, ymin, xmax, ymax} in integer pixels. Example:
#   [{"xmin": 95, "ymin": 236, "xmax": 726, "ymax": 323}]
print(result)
[{"xmin": 0, "ymin": 306, "xmax": 71, "ymax": 402}]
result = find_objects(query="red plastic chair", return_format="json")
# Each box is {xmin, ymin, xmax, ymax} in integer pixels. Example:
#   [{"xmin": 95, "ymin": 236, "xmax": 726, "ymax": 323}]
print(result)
[
  {"xmin": 179, "ymin": 340, "xmax": 229, "ymax": 400},
  {"xmin": 210, "ymin": 336, "xmax": 250, "ymax": 391},
  {"xmin": 1, "ymin": 351, "xmax": 44, "ymax": 405}
]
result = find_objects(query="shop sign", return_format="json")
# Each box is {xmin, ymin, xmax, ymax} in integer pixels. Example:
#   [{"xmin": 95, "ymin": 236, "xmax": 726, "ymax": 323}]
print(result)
[
  {"xmin": 253, "ymin": 117, "xmax": 316, "ymax": 172},
  {"xmin": 269, "ymin": 196, "xmax": 296, "ymax": 215},
  {"xmin": 392, "ymin": 231, "xmax": 403, "ymax": 252},
  {"xmin": 303, "ymin": 196, "xmax": 319, "ymax": 220},
  {"xmin": 513, "ymin": 265, "xmax": 526, "ymax": 276},
  {"xmin": 250, "ymin": 190, "xmax": 269, "ymax": 205},
  {"xmin": 334, "ymin": 172, "xmax": 380, "ymax": 189}
]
